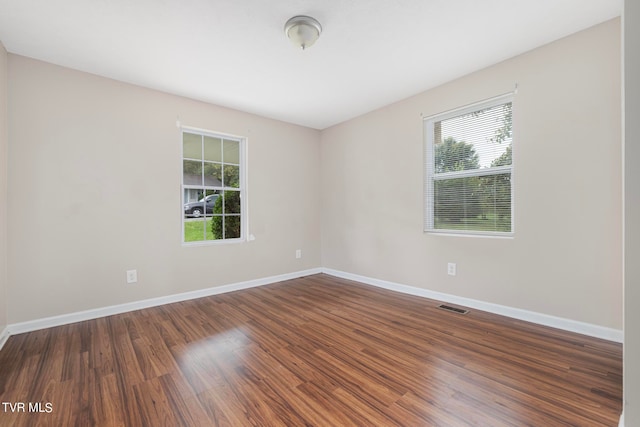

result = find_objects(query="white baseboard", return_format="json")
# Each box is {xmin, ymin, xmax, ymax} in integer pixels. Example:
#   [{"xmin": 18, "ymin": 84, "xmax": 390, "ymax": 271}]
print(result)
[
  {"xmin": 6, "ymin": 268, "xmax": 322, "ymax": 338},
  {"xmin": 0, "ymin": 326, "xmax": 9, "ymax": 351},
  {"xmin": 1, "ymin": 266, "xmax": 623, "ymax": 349},
  {"xmin": 322, "ymin": 268, "xmax": 623, "ymax": 343},
  {"xmin": 619, "ymin": 411, "xmax": 624, "ymax": 427}
]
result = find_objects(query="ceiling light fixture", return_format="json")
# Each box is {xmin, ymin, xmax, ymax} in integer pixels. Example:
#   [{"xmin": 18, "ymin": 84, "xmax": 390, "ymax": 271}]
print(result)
[{"xmin": 284, "ymin": 15, "xmax": 322, "ymax": 50}]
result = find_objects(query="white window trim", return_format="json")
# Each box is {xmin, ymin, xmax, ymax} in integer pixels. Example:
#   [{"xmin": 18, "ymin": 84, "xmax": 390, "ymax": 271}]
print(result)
[
  {"xmin": 424, "ymin": 93, "xmax": 515, "ymax": 237},
  {"xmin": 180, "ymin": 126, "xmax": 249, "ymax": 246}
]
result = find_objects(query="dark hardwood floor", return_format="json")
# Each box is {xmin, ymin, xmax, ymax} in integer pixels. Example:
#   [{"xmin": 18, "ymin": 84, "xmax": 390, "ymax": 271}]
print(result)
[{"xmin": 0, "ymin": 274, "xmax": 622, "ymax": 426}]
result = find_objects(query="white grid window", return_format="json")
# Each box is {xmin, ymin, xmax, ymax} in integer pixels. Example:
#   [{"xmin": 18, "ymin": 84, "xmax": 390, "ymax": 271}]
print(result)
[
  {"xmin": 424, "ymin": 94, "xmax": 514, "ymax": 236},
  {"xmin": 182, "ymin": 129, "xmax": 246, "ymax": 243}
]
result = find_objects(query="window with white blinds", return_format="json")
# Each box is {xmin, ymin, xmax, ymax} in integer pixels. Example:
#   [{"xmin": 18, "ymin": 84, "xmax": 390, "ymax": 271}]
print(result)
[{"xmin": 424, "ymin": 94, "xmax": 514, "ymax": 235}]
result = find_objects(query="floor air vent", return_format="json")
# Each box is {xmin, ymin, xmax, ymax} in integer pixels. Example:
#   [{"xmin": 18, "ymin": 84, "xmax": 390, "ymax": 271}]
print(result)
[{"xmin": 437, "ymin": 304, "xmax": 469, "ymax": 315}]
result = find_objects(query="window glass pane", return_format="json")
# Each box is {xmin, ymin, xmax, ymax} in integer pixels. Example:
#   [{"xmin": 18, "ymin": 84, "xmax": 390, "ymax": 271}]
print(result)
[
  {"xmin": 434, "ymin": 173, "xmax": 511, "ymax": 232},
  {"xmin": 184, "ymin": 218, "xmax": 207, "ymax": 242},
  {"xmin": 436, "ymin": 102, "xmax": 512, "ymax": 173},
  {"xmin": 223, "ymin": 191, "xmax": 241, "ymax": 214},
  {"xmin": 183, "ymin": 188, "xmax": 203, "ymax": 205},
  {"xmin": 183, "ymin": 160, "xmax": 203, "ymax": 186},
  {"xmin": 204, "ymin": 136, "xmax": 222, "ymax": 162},
  {"xmin": 203, "ymin": 191, "xmax": 219, "ymax": 212},
  {"xmin": 223, "ymin": 164, "xmax": 240, "ymax": 188},
  {"xmin": 225, "ymin": 215, "xmax": 241, "ymax": 239},
  {"xmin": 223, "ymin": 139, "xmax": 240, "ymax": 164},
  {"xmin": 211, "ymin": 215, "xmax": 224, "ymax": 240},
  {"xmin": 203, "ymin": 163, "xmax": 223, "ymax": 187},
  {"xmin": 183, "ymin": 188, "xmax": 206, "ymax": 218},
  {"xmin": 183, "ymin": 133, "xmax": 202, "ymax": 160}
]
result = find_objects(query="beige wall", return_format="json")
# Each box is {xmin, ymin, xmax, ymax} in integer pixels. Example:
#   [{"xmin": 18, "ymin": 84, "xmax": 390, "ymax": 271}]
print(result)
[
  {"xmin": 321, "ymin": 19, "xmax": 622, "ymax": 330},
  {"xmin": 0, "ymin": 42, "xmax": 7, "ymax": 333},
  {"xmin": 624, "ymin": 0, "xmax": 639, "ymax": 422},
  {"xmin": 7, "ymin": 56, "xmax": 321, "ymax": 323}
]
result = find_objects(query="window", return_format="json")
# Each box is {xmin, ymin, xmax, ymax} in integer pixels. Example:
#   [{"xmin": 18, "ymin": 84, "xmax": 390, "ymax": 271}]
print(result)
[
  {"xmin": 182, "ymin": 129, "xmax": 246, "ymax": 243},
  {"xmin": 424, "ymin": 94, "xmax": 513, "ymax": 235}
]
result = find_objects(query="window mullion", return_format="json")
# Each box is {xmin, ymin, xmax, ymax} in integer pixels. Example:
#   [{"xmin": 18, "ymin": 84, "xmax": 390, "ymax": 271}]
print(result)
[{"xmin": 433, "ymin": 165, "xmax": 512, "ymax": 180}]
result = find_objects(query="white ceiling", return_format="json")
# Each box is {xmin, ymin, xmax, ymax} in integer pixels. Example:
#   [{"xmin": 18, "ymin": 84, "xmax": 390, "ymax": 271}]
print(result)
[{"xmin": 0, "ymin": 0, "xmax": 622, "ymax": 130}]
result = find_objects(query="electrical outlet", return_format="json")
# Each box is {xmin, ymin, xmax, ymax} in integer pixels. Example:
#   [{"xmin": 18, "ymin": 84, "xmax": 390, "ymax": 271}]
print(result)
[
  {"xmin": 295, "ymin": 249, "xmax": 302, "ymax": 259},
  {"xmin": 126, "ymin": 269, "xmax": 138, "ymax": 284},
  {"xmin": 447, "ymin": 263, "xmax": 456, "ymax": 276}
]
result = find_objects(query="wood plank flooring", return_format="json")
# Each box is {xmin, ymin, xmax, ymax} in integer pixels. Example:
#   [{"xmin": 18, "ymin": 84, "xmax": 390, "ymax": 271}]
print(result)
[{"xmin": 0, "ymin": 274, "xmax": 622, "ymax": 426}]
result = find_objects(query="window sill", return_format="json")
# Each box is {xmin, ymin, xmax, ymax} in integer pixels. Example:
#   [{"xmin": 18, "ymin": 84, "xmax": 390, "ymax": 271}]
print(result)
[
  {"xmin": 425, "ymin": 230, "xmax": 514, "ymax": 239},
  {"xmin": 182, "ymin": 237, "xmax": 247, "ymax": 247}
]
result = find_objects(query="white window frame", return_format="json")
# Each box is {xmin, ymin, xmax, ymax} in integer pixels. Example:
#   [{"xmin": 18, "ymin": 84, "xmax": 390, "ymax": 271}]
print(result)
[
  {"xmin": 181, "ymin": 126, "xmax": 248, "ymax": 245},
  {"xmin": 424, "ymin": 93, "xmax": 514, "ymax": 237}
]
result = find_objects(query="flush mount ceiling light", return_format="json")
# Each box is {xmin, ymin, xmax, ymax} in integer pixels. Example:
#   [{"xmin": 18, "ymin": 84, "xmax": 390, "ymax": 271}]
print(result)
[{"xmin": 284, "ymin": 15, "xmax": 322, "ymax": 50}]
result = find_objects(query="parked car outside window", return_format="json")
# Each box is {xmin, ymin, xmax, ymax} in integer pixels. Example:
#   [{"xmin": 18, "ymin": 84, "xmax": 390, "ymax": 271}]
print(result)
[{"xmin": 184, "ymin": 194, "xmax": 219, "ymax": 218}]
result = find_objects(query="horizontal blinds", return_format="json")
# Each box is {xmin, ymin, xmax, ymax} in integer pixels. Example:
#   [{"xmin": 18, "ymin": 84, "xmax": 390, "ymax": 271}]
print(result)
[{"xmin": 425, "ymin": 96, "xmax": 513, "ymax": 234}]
